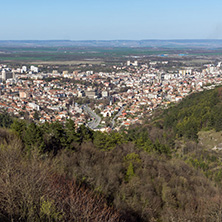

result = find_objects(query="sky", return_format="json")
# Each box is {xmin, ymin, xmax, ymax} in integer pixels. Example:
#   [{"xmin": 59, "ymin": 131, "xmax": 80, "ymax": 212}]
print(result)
[{"xmin": 1, "ymin": 0, "xmax": 222, "ymax": 40}]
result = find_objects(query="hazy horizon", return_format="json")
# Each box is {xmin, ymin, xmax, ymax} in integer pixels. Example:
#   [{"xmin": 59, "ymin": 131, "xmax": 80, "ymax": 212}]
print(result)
[{"xmin": 1, "ymin": 39, "xmax": 222, "ymax": 41}]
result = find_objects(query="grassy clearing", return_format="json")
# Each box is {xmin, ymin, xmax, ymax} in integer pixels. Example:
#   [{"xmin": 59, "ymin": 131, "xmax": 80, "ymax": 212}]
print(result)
[{"xmin": 198, "ymin": 130, "xmax": 222, "ymax": 150}]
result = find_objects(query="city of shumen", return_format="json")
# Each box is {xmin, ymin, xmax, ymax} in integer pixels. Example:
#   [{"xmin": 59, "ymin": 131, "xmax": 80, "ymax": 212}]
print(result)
[{"xmin": 0, "ymin": 53, "xmax": 221, "ymax": 132}]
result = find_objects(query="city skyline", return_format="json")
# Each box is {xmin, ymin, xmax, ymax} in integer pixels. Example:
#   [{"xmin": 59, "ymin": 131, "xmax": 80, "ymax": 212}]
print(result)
[{"xmin": 1, "ymin": 0, "xmax": 222, "ymax": 40}]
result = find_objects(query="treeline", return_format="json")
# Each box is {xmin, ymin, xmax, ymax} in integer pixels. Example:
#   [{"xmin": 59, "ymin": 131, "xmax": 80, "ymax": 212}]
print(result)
[{"xmin": 5, "ymin": 115, "xmax": 171, "ymax": 156}]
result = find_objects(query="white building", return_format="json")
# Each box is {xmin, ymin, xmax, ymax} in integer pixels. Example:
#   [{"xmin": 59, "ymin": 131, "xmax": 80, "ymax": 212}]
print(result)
[
  {"xmin": 132, "ymin": 61, "xmax": 138, "ymax": 66},
  {"xmin": 28, "ymin": 102, "xmax": 40, "ymax": 111},
  {"xmin": 179, "ymin": 69, "xmax": 192, "ymax": 76},
  {"xmin": 30, "ymin": 66, "xmax": 38, "ymax": 73},
  {"xmin": 102, "ymin": 91, "xmax": 109, "ymax": 97},
  {"xmin": 22, "ymin": 66, "xmax": 27, "ymax": 72}
]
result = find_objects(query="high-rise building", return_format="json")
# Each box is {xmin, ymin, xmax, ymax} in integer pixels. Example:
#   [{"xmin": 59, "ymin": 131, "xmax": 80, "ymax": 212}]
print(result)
[
  {"xmin": 1, "ymin": 70, "xmax": 13, "ymax": 81},
  {"xmin": 133, "ymin": 61, "xmax": 138, "ymax": 66}
]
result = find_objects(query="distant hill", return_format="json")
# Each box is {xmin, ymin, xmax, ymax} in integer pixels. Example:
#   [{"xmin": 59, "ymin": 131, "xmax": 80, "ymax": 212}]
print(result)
[{"xmin": 0, "ymin": 39, "xmax": 222, "ymax": 48}]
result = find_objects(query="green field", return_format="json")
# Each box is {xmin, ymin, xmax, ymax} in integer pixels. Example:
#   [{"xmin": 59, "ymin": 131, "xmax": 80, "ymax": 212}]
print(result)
[{"xmin": 0, "ymin": 46, "xmax": 222, "ymax": 63}]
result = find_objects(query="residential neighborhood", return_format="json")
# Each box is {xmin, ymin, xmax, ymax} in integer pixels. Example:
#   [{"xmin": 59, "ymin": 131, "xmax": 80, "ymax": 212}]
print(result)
[{"xmin": 0, "ymin": 60, "xmax": 222, "ymax": 131}]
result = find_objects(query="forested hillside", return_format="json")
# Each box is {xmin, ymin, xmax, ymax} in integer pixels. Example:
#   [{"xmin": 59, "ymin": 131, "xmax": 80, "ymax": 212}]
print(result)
[
  {"xmin": 160, "ymin": 87, "xmax": 222, "ymax": 140},
  {"xmin": 1, "ymin": 87, "xmax": 222, "ymax": 221}
]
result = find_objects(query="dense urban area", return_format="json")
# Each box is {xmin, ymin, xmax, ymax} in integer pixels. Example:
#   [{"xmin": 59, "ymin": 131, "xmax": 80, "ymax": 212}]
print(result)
[{"xmin": 1, "ymin": 58, "xmax": 222, "ymax": 131}]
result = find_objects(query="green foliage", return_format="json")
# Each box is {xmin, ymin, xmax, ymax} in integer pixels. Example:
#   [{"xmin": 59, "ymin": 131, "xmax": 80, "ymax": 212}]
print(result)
[
  {"xmin": 125, "ymin": 162, "xmax": 135, "ymax": 182},
  {"xmin": 126, "ymin": 126, "xmax": 171, "ymax": 155},
  {"xmin": 127, "ymin": 127, "xmax": 153, "ymax": 152},
  {"xmin": 77, "ymin": 124, "xmax": 94, "ymax": 143},
  {"xmin": 11, "ymin": 119, "xmax": 26, "ymax": 137},
  {"xmin": 65, "ymin": 119, "xmax": 80, "ymax": 149},
  {"xmin": 124, "ymin": 152, "xmax": 141, "ymax": 163},
  {"xmin": 93, "ymin": 131, "xmax": 120, "ymax": 150},
  {"xmin": 40, "ymin": 197, "xmax": 63, "ymax": 221},
  {"xmin": 214, "ymin": 170, "xmax": 222, "ymax": 183},
  {"xmin": 124, "ymin": 153, "xmax": 141, "ymax": 182},
  {"xmin": 0, "ymin": 112, "xmax": 13, "ymax": 128},
  {"xmin": 184, "ymin": 149, "xmax": 222, "ymax": 184},
  {"xmin": 161, "ymin": 87, "xmax": 222, "ymax": 140},
  {"xmin": 39, "ymin": 121, "xmax": 67, "ymax": 153},
  {"xmin": 188, "ymin": 158, "xmax": 209, "ymax": 171},
  {"xmin": 23, "ymin": 122, "xmax": 45, "ymax": 151},
  {"xmin": 153, "ymin": 139, "xmax": 171, "ymax": 155}
]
